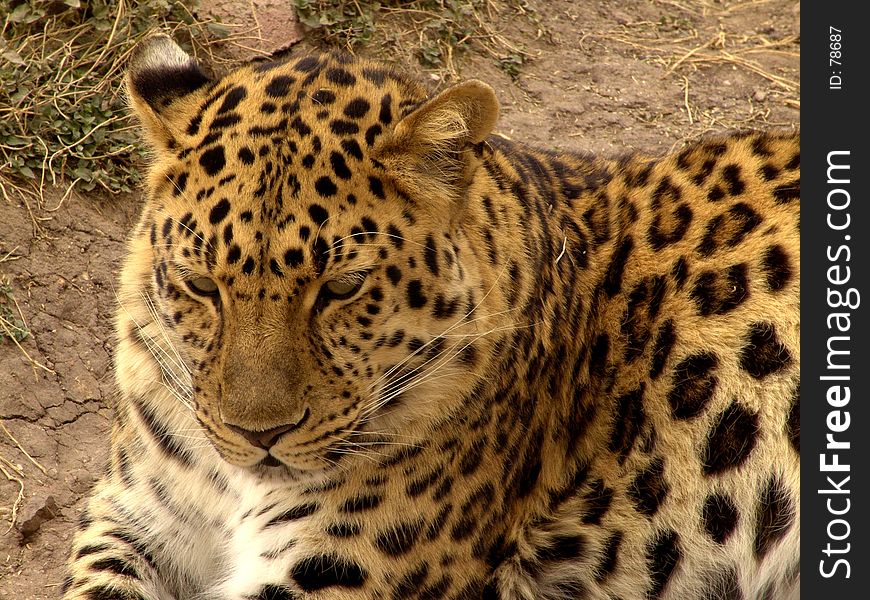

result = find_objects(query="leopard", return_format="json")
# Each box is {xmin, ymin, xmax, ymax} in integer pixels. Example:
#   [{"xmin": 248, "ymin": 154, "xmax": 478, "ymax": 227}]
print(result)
[{"xmin": 62, "ymin": 34, "xmax": 800, "ymax": 600}]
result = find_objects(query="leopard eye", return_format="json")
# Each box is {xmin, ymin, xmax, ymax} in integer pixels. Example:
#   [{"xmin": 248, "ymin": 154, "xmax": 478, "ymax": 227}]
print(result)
[
  {"xmin": 322, "ymin": 275, "xmax": 365, "ymax": 300},
  {"xmin": 186, "ymin": 276, "xmax": 219, "ymax": 296}
]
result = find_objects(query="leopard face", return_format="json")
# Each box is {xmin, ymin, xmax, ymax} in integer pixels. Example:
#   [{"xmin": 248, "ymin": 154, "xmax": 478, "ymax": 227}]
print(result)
[{"xmin": 125, "ymin": 38, "xmax": 503, "ymax": 471}]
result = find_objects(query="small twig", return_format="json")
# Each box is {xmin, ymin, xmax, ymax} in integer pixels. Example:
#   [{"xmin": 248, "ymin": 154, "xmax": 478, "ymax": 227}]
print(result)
[
  {"xmin": 9, "ymin": 283, "xmax": 29, "ymax": 333},
  {"xmin": 0, "ymin": 317, "xmax": 55, "ymax": 375},
  {"xmin": 247, "ymin": 0, "xmax": 264, "ymax": 41},
  {"xmin": 682, "ymin": 75, "xmax": 693, "ymax": 125},
  {"xmin": 667, "ymin": 35, "xmax": 716, "ymax": 74},
  {"xmin": 0, "ymin": 455, "xmax": 25, "ymax": 534},
  {"xmin": 1, "ymin": 422, "xmax": 48, "ymax": 475},
  {"xmin": 45, "ymin": 178, "xmax": 81, "ymax": 213},
  {"xmin": 0, "ymin": 246, "xmax": 21, "ymax": 263}
]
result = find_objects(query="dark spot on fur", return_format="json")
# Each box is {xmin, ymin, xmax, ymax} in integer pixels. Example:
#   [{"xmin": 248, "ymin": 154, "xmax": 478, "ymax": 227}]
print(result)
[
  {"xmin": 291, "ymin": 554, "xmax": 366, "ymax": 591},
  {"xmin": 375, "ymin": 520, "xmax": 424, "ymax": 556},
  {"xmin": 369, "ymin": 176, "xmax": 385, "ymax": 199},
  {"xmin": 628, "ymin": 457, "xmax": 669, "ymax": 517},
  {"xmin": 311, "ymin": 89, "xmax": 336, "ymax": 105},
  {"xmin": 365, "ymin": 124, "xmax": 383, "ymax": 146},
  {"xmin": 265, "ymin": 503, "xmax": 319, "ymax": 528},
  {"xmin": 88, "ymin": 556, "xmax": 139, "ymax": 579},
  {"xmin": 722, "ymin": 164, "xmax": 745, "ymax": 195},
  {"xmin": 199, "ymin": 146, "xmax": 226, "ymax": 175},
  {"xmin": 739, "ymin": 322, "xmax": 792, "ymax": 379},
  {"xmin": 691, "ymin": 264, "xmax": 748, "ymax": 316},
  {"xmin": 424, "ymin": 235, "xmax": 439, "ymax": 276},
  {"xmin": 326, "ymin": 68, "xmax": 356, "ymax": 86},
  {"xmin": 82, "ymin": 584, "xmax": 148, "ymax": 600},
  {"xmin": 172, "ymin": 172, "xmax": 188, "ymax": 196},
  {"xmin": 603, "ymin": 236, "xmax": 633, "ymax": 296},
  {"xmin": 581, "ymin": 479, "xmax": 613, "ymax": 525},
  {"xmin": 671, "ymin": 257, "xmax": 689, "ymax": 290},
  {"xmin": 343, "ymin": 97, "xmax": 370, "ymax": 119},
  {"xmin": 291, "ymin": 116, "xmax": 311, "ymax": 137},
  {"xmin": 131, "ymin": 397, "xmax": 192, "ymax": 467},
  {"xmin": 649, "ymin": 320, "xmax": 676, "ymax": 379},
  {"xmin": 407, "ymin": 280, "xmax": 427, "ymax": 308},
  {"xmin": 609, "ymin": 385, "xmax": 646, "ymax": 463},
  {"xmin": 773, "ymin": 180, "xmax": 800, "ymax": 203},
  {"xmin": 786, "ymin": 383, "xmax": 799, "ymax": 453},
  {"xmin": 595, "ymin": 531, "xmax": 623, "ymax": 582},
  {"xmin": 386, "ymin": 265, "xmax": 402, "ymax": 286},
  {"xmin": 754, "ymin": 476, "xmax": 796, "ymax": 559},
  {"xmin": 646, "ymin": 529, "xmax": 681, "ymax": 599},
  {"xmin": 253, "ymin": 585, "xmax": 297, "ymax": 600},
  {"xmin": 330, "ymin": 119, "xmax": 359, "ymax": 136},
  {"xmin": 667, "ymin": 352, "xmax": 718, "ymax": 420},
  {"xmin": 208, "ymin": 198, "xmax": 231, "ymax": 225},
  {"xmin": 314, "ymin": 176, "xmax": 338, "ymax": 198},
  {"xmin": 391, "ymin": 564, "xmax": 430, "ymax": 599},
  {"xmin": 538, "ymin": 534, "xmax": 586, "ymax": 564},
  {"xmin": 379, "ymin": 94, "xmax": 393, "ymax": 125},
  {"xmin": 326, "ymin": 522, "xmax": 361, "ymax": 538},
  {"xmin": 284, "ymin": 248, "xmax": 304, "ymax": 268},
  {"xmin": 707, "ymin": 185, "xmax": 725, "ymax": 202},
  {"xmin": 265, "ymin": 76, "xmax": 295, "ymax": 98},
  {"xmin": 702, "ymin": 492, "xmax": 740, "ymax": 544},
  {"xmin": 341, "ymin": 139, "xmax": 363, "ymax": 160},
  {"xmin": 330, "ymin": 151, "xmax": 352, "ymax": 180},
  {"xmin": 761, "ymin": 245, "xmax": 792, "ymax": 292},
  {"xmin": 702, "ymin": 403, "xmax": 760, "ymax": 475},
  {"xmin": 648, "ymin": 204, "xmax": 692, "ymax": 251},
  {"xmin": 238, "ymin": 147, "xmax": 255, "ymax": 165},
  {"xmin": 340, "ymin": 494, "xmax": 382, "ymax": 513}
]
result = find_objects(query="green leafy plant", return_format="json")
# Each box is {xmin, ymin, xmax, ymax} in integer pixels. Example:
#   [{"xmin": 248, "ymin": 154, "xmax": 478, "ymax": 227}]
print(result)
[{"xmin": 0, "ymin": 0, "xmax": 222, "ymax": 198}]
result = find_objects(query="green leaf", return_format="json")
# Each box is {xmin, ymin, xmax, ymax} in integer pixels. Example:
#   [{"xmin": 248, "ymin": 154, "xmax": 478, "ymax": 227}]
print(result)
[
  {"xmin": 299, "ymin": 13, "xmax": 323, "ymax": 28},
  {"xmin": 8, "ymin": 4, "xmax": 31, "ymax": 23},
  {"xmin": 19, "ymin": 166, "xmax": 36, "ymax": 179},
  {"xmin": 4, "ymin": 136, "xmax": 28, "ymax": 147},
  {"xmin": 2, "ymin": 49, "xmax": 26, "ymax": 66},
  {"xmin": 207, "ymin": 23, "xmax": 231, "ymax": 39},
  {"xmin": 73, "ymin": 167, "xmax": 94, "ymax": 181}
]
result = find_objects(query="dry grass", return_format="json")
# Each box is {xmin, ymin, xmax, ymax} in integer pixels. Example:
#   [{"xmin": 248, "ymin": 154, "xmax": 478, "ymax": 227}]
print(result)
[
  {"xmin": 294, "ymin": 0, "xmax": 540, "ymax": 85},
  {"xmin": 580, "ymin": 3, "xmax": 799, "ymax": 132},
  {"xmin": 0, "ymin": 0, "xmax": 247, "ymax": 206},
  {"xmin": 0, "ymin": 270, "xmax": 45, "ymax": 533},
  {"xmin": 0, "ymin": 420, "xmax": 47, "ymax": 534}
]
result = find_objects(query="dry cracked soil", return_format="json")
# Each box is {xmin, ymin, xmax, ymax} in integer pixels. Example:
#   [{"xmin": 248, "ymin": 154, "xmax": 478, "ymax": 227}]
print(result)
[{"xmin": 0, "ymin": 1, "xmax": 799, "ymax": 597}]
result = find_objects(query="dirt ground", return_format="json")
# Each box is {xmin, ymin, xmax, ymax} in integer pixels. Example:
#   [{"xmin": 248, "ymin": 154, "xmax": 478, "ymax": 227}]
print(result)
[{"xmin": 0, "ymin": 1, "xmax": 799, "ymax": 597}]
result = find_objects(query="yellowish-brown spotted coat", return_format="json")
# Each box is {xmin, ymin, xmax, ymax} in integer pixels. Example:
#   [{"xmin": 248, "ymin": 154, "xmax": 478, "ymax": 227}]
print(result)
[{"xmin": 63, "ymin": 36, "xmax": 800, "ymax": 600}]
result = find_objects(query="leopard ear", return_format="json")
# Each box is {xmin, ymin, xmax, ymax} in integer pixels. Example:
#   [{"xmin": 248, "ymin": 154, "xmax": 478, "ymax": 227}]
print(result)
[
  {"xmin": 374, "ymin": 80, "xmax": 499, "ymax": 208},
  {"xmin": 126, "ymin": 35, "xmax": 212, "ymax": 151}
]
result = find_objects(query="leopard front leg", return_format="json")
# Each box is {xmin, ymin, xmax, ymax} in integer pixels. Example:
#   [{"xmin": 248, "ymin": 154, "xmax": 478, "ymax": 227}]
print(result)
[{"xmin": 62, "ymin": 479, "xmax": 177, "ymax": 600}]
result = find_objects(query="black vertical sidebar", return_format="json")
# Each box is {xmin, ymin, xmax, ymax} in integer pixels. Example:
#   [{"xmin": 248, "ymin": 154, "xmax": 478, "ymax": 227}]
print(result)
[{"xmin": 802, "ymin": 4, "xmax": 868, "ymax": 598}]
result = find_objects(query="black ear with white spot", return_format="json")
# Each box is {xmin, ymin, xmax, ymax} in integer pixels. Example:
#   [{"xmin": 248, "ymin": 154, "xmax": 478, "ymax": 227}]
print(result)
[
  {"xmin": 127, "ymin": 34, "xmax": 212, "ymax": 150},
  {"xmin": 374, "ymin": 80, "xmax": 499, "ymax": 211}
]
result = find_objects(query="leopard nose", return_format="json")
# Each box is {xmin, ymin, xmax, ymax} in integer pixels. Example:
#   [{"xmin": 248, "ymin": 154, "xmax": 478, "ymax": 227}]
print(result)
[{"xmin": 229, "ymin": 407, "xmax": 310, "ymax": 449}]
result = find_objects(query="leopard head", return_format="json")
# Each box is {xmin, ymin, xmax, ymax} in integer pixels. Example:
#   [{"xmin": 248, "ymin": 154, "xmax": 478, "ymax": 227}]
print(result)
[{"xmin": 122, "ymin": 35, "xmax": 501, "ymax": 471}]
